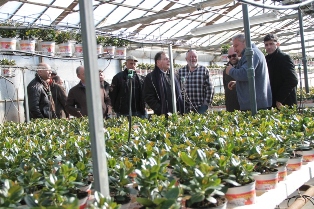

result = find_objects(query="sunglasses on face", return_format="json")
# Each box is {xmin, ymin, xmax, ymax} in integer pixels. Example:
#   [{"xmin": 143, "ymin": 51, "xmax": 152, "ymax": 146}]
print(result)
[{"xmin": 228, "ymin": 54, "xmax": 237, "ymax": 59}]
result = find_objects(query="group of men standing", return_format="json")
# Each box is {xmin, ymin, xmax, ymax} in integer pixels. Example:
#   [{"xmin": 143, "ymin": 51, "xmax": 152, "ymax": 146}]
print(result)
[
  {"xmin": 223, "ymin": 33, "xmax": 298, "ymax": 112},
  {"xmin": 27, "ymin": 32, "xmax": 298, "ymax": 120}
]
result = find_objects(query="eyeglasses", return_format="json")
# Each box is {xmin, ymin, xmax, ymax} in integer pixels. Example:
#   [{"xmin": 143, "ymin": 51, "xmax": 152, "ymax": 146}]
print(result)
[{"xmin": 227, "ymin": 54, "xmax": 237, "ymax": 59}]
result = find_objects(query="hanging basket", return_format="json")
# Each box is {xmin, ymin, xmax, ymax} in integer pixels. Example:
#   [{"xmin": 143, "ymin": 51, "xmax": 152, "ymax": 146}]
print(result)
[
  {"xmin": 0, "ymin": 38, "xmax": 17, "ymax": 51},
  {"xmin": 97, "ymin": 44, "xmax": 103, "ymax": 55},
  {"xmin": 41, "ymin": 41, "xmax": 56, "ymax": 56},
  {"xmin": 19, "ymin": 40, "xmax": 36, "ymax": 53},
  {"xmin": 58, "ymin": 42, "xmax": 73, "ymax": 57},
  {"xmin": 75, "ymin": 43, "xmax": 83, "ymax": 57},
  {"xmin": 1, "ymin": 66, "xmax": 14, "ymax": 77},
  {"xmin": 103, "ymin": 46, "xmax": 115, "ymax": 58},
  {"xmin": 115, "ymin": 47, "xmax": 126, "ymax": 59}
]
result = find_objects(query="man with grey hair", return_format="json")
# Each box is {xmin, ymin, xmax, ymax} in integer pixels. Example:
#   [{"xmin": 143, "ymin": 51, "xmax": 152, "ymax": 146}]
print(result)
[
  {"xmin": 27, "ymin": 63, "xmax": 56, "ymax": 119},
  {"xmin": 178, "ymin": 49, "xmax": 214, "ymax": 114},
  {"xmin": 226, "ymin": 34, "xmax": 272, "ymax": 111},
  {"xmin": 66, "ymin": 66, "xmax": 112, "ymax": 118}
]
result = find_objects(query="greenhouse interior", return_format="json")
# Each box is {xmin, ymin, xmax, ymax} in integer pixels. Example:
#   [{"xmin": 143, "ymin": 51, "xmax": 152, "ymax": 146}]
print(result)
[{"xmin": 1, "ymin": 0, "xmax": 314, "ymax": 208}]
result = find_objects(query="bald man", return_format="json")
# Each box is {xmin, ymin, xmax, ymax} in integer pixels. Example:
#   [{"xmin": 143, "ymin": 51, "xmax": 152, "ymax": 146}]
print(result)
[
  {"xmin": 27, "ymin": 63, "xmax": 56, "ymax": 119},
  {"xmin": 65, "ymin": 66, "xmax": 112, "ymax": 118}
]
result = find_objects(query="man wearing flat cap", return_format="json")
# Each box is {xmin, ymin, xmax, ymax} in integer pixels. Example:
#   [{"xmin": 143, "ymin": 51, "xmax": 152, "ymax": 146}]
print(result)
[{"xmin": 109, "ymin": 55, "xmax": 146, "ymax": 118}]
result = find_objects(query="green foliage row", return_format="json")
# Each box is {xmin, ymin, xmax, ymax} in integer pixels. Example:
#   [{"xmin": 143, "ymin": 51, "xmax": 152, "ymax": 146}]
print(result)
[
  {"xmin": 212, "ymin": 87, "xmax": 314, "ymax": 107},
  {"xmin": 0, "ymin": 108, "xmax": 314, "ymax": 207}
]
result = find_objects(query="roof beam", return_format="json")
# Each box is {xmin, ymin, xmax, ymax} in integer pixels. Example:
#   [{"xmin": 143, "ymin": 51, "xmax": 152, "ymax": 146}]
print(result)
[
  {"xmin": 11, "ymin": 0, "xmax": 71, "ymax": 10},
  {"xmin": 52, "ymin": 0, "xmax": 79, "ymax": 25},
  {"xmin": 99, "ymin": 0, "xmax": 234, "ymax": 31},
  {"xmin": 205, "ymin": 2, "xmax": 240, "ymax": 26},
  {"xmin": 133, "ymin": 0, "xmax": 178, "ymax": 34}
]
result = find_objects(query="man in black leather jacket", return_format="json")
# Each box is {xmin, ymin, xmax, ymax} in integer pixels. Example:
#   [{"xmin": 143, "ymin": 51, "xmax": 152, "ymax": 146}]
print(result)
[
  {"xmin": 27, "ymin": 63, "xmax": 57, "ymax": 119},
  {"xmin": 109, "ymin": 55, "xmax": 146, "ymax": 118},
  {"xmin": 264, "ymin": 33, "xmax": 298, "ymax": 108}
]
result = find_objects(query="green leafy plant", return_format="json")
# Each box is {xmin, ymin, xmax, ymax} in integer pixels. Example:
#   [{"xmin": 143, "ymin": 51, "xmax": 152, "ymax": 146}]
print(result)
[
  {"xmin": 75, "ymin": 32, "xmax": 82, "ymax": 44},
  {"xmin": 56, "ymin": 30, "xmax": 75, "ymax": 44},
  {"xmin": 220, "ymin": 43, "xmax": 230, "ymax": 55},
  {"xmin": 0, "ymin": 179, "xmax": 25, "ymax": 207},
  {"xmin": 0, "ymin": 58, "xmax": 16, "ymax": 65},
  {"xmin": 38, "ymin": 28, "xmax": 57, "ymax": 42},
  {"xmin": 116, "ymin": 38, "xmax": 129, "ymax": 47},
  {"xmin": 0, "ymin": 20, "xmax": 20, "ymax": 38},
  {"xmin": 18, "ymin": 28, "xmax": 39, "ymax": 40},
  {"xmin": 103, "ymin": 36, "xmax": 118, "ymax": 47},
  {"xmin": 96, "ymin": 35, "xmax": 106, "ymax": 45},
  {"xmin": 87, "ymin": 191, "xmax": 121, "ymax": 209}
]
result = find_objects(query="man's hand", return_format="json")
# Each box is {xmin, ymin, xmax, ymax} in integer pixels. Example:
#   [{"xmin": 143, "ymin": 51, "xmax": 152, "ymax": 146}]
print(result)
[
  {"xmin": 226, "ymin": 64, "xmax": 233, "ymax": 75},
  {"xmin": 228, "ymin": 81, "xmax": 236, "ymax": 90},
  {"xmin": 276, "ymin": 101, "xmax": 283, "ymax": 109}
]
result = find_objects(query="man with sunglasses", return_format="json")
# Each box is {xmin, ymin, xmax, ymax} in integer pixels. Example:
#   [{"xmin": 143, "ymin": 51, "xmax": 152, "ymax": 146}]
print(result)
[
  {"xmin": 264, "ymin": 33, "xmax": 298, "ymax": 109},
  {"xmin": 223, "ymin": 47, "xmax": 240, "ymax": 112}
]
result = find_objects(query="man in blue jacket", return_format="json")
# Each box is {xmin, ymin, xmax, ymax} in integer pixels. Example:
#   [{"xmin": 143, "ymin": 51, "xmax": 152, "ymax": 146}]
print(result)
[{"xmin": 226, "ymin": 34, "xmax": 272, "ymax": 111}]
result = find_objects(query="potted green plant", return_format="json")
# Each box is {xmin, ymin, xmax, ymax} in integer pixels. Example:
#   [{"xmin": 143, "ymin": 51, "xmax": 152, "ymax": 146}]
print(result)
[
  {"xmin": 103, "ymin": 36, "xmax": 117, "ymax": 58},
  {"xmin": 0, "ymin": 58, "xmax": 16, "ymax": 77},
  {"xmin": 115, "ymin": 38, "xmax": 129, "ymax": 59},
  {"xmin": 134, "ymin": 156, "xmax": 181, "ymax": 209},
  {"xmin": 38, "ymin": 28, "xmax": 57, "ymax": 56},
  {"xmin": 74, "ymin": 32, "xmax": 83, "ymax": 57},
  {"xmin": 220, "ymin": 43, "xmax": 230, "ymax": 62},
  {"xmin": 96, "ymin": 35, "xmax": 105, "ymax": 55},
  {"xmin": 18, "ymin": 28, "xmax": 38, "ymax": 53},
  {"xmin": 0, "ymin": 20, "xmax": 20, "ymax": 50},
  {"xmin": 56, "ymin": 30, "xmax": 75, "ymax": 57}
]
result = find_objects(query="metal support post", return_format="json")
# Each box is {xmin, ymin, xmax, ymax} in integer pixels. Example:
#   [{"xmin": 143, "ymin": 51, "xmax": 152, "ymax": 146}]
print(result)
[
  {"xmin": 79, "ymin": 0, "xmax": 110, "ymax": 196},
  {"xmin": 168, "ymin": 44, "xmax": 177, "ymax": 114},
  {"xmin": 242, "ymin": 4, "xmax": 257, "ymax": 115},
  {"xmin": 298, "ymin": 8, "xmax": 309, "ymax": 93}
]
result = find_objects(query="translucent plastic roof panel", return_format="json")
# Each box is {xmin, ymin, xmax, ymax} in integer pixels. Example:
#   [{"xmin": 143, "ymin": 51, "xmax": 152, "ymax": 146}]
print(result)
[
  {"xmin": 53, "ymin": 0, "xmax": 74, "ymax": 8},
  {"xmin": 107, "ymin": 7, "xmax": 134, "ymax": 24},
  {"xmin": 0, "ymin": 2, "xmax": 22, "ymax": 21},
  {"xmin": 60, "ymin": 11, "xmax": 80, "ymax": 26},
  {"xmin": 121, "ymin": 9, "xmax": 149, "ymax": 22},
  {"xmin": 10, "ymin": 4, "xmax": 48, "ymax": 24},
  {"xmin": 34, "ymin": 7, "xmax": 64, "ymax": 26}
]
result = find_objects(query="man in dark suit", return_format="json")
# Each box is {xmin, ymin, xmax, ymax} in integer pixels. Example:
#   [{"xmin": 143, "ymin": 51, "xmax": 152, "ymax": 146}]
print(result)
[
  {"xmin": 143, "ymin": 51, "xmax": 183, "ymax": 116},
  {"xmin": 264, "ymin": 33, "xmax": 298, "ymax": 108}
]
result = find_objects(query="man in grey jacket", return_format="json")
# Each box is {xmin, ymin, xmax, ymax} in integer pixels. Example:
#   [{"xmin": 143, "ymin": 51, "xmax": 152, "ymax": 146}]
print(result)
[{"xmin": 226, "ymin": 34, "xmax": 272, "ymax": 111}]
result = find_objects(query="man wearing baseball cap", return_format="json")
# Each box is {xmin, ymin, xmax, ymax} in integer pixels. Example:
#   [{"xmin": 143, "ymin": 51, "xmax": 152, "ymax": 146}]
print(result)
[{"xmin": 109, "ymin": 55, "xmax": 146, "ymax": 118}]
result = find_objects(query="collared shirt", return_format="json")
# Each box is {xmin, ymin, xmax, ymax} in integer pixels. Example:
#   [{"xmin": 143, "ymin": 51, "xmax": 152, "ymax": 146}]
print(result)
[{"xmin": 178, "ymin": 64, "xmax": 214, "ymax": 112}]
